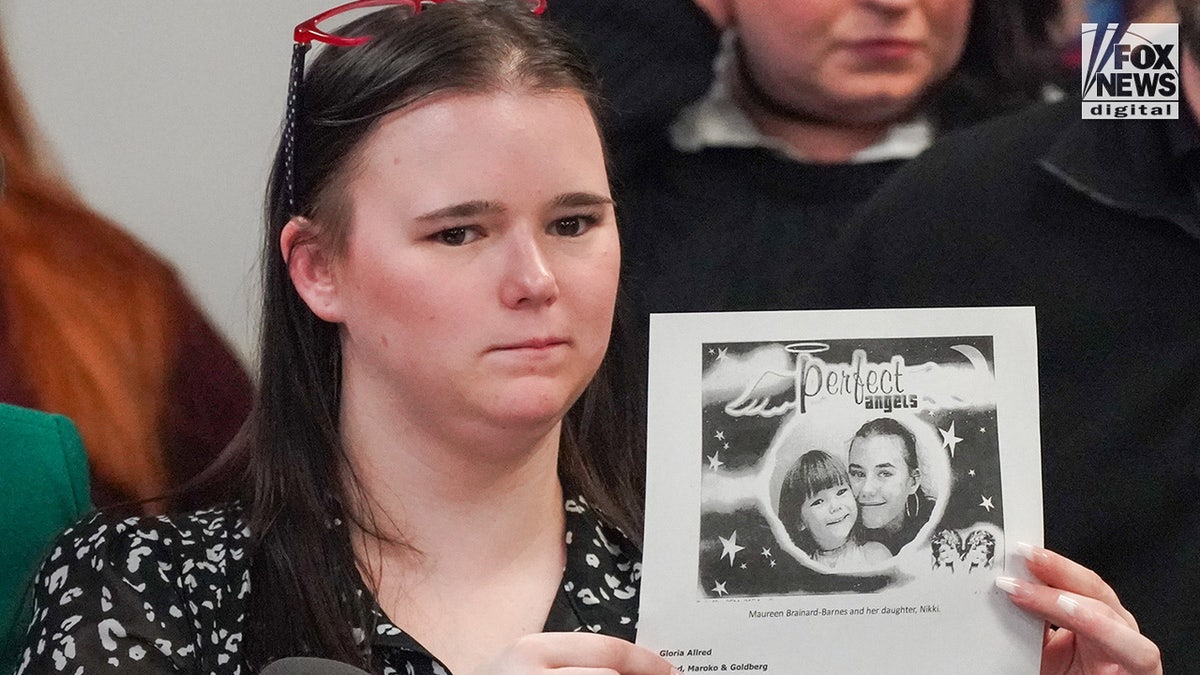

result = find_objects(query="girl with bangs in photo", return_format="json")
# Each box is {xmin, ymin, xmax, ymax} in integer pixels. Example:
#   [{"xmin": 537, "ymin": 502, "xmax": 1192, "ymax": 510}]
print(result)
[{"xmin": 779, "ymin": 450, "xmax": 890, "ymax": 571}]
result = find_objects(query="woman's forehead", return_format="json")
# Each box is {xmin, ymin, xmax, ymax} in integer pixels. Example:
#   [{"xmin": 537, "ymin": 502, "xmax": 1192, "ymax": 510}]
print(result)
[{"xmin": 849, "ymin": 433, "xmax": 907, "ymax": 462}]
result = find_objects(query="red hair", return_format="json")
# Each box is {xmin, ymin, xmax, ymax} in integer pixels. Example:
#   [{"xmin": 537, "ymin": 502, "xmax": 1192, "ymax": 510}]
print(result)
[{"xmin": 0, "ymin": 39, "xmax": 232, "ymax": 509}]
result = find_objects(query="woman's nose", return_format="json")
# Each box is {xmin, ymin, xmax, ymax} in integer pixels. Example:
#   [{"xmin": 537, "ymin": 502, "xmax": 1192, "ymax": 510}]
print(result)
[
  {"xmin": 859, "ymin": 476, "xmax": 881, "ymax": 498},
  {"xmin": 499, "ymin": 235, "xmax": 558, "ymax": 308}
]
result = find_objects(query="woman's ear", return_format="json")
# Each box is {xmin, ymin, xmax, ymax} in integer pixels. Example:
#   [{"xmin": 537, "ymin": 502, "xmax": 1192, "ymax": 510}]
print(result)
[
  {"xmin": 908, "ymin": 467, "xmax": 922, "ymax": 494},
  {"xmin": 281, "ymin": 217, "xmax": 344, "ymax": 323}
]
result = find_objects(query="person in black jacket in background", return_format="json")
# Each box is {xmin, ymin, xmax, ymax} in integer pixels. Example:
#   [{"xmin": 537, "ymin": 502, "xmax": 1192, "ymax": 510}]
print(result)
[
  {"xmin": 808, "ymin": 1, "xmax": 1200, "ymax": 669},
  {"xmin": 546, "ymin": 0, "xmax": 1062, "ymax": 322}
]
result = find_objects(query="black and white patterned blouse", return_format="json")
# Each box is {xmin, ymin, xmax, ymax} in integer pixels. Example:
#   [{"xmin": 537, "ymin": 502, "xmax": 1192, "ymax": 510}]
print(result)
[{"xmin": 16, "ymin": 496, "xmax": 640, "ymax": 674}]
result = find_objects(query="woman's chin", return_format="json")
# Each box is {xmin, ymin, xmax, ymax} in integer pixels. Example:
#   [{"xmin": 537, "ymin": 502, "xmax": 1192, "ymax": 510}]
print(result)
[
  {"xmin": 861, "ymin": 515, "xmax": 903, "ymax": 533},
  {"xmin": 481, "ymin": 394, "xmax": 576, "ymax": 432}
]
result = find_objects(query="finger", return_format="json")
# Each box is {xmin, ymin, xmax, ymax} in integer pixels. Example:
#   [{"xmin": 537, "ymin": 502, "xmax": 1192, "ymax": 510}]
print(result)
[
  {"xmin": 511, "ymin": 632, "xmax": 678, "ymax": 675},
  {"xmin": 1039, "ymin": 626, "xmax": 1077, "ymax": 675},
  {"xmin": 1015, "ymin": 543, "xmax": 1137, "ymax": 628},
  {"xmin": 996, "ymin": 577, "xmax": 1162, "ymax": 674}
]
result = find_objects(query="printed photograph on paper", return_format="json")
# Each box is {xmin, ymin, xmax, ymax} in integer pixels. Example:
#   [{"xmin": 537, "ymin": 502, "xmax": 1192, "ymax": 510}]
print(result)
[
  {"xmin": 697, "ymin": 336, "xmax": 1004, "ymax": 599},
  {"xmin": 637, "ymin": 308, "xmax": 1043, "ymax": 674}
]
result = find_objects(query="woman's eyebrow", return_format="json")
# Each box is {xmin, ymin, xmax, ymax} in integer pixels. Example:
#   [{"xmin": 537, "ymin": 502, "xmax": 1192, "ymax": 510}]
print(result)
[
  {"xmin": 415, "ymin": 199, "xmax": 505, "ymax": 221},
  {"xmin": 551, "ymin": 191, "xmax": 614, "ymax": 208}
]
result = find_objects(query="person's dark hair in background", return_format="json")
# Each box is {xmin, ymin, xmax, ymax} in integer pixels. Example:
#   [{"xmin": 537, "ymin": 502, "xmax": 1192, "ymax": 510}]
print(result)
[
  {"xmin": 932, "ymin": 1, "xmax": 1064, "ymax": 130},
  {"xmin": 0, "ymin": 28, "xmax": 251, "ymax": 512}
]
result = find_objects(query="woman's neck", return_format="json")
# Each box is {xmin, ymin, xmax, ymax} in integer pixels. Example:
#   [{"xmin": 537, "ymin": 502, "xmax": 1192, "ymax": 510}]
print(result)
[
  {"xmin": 343, "ymin": 417, "xmax": 567, "ymax": 675},
  {"xmin": 728, "ymin": 61, "xmax": 901, "ymax": 164},
  {"xmin": 338, "ymin": 372, "xmax": 566, "ymax": 572},
  {"xmin": 881, "ymin": 515, "xmax": 907, "ymax": 535},
  {"xmin": 816, "ymin": 540, "xmax": 850, "ymax": 557}
]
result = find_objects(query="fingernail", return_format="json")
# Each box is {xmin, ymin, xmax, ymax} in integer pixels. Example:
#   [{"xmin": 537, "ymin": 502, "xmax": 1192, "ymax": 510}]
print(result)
[
  {"xmin": 995, "ymin": 576, "xmax": 1024, "ymax": 596},
  {"xmin": 1057, "ymin": 594, "xmax": 1081, "ymax": 617},
  {"xmin": 1015, "ymin": 542, "xmax": 1043, "ymax": 562}
]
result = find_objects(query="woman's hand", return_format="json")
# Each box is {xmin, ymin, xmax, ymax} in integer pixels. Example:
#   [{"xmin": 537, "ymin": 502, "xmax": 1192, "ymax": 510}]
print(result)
[
  {"xmin": 996, "ymin": 544, "xmax": 1161, "ymax": 675},
  {"xmin": 471, "ymin": 633, "xmax": 679, "ymax": 675}
]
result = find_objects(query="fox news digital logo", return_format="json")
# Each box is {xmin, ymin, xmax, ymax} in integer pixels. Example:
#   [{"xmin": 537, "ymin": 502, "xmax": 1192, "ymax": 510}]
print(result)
[{"xmin": 1082, "ymin": 23, "xmax": 1179, "ymax": 119}]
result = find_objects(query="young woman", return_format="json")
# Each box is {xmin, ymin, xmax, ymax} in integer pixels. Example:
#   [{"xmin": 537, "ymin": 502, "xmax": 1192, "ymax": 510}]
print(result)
[
  {"xmin": 778, "ymin": 450, "xmax": 889, "ymax": 571},
  {"xmin": 847, "ymin": 417, "xmax": 935, "ymax": 555},
  {"xmin": 14, "ymin": 2, "xmax": 1164, "ymax": 674}
]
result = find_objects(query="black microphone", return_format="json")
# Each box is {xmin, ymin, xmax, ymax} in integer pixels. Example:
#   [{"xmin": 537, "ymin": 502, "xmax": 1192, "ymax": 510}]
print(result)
[{"xmin": 259, "ymin": 656, "xmax": 374, "ymax": 674}]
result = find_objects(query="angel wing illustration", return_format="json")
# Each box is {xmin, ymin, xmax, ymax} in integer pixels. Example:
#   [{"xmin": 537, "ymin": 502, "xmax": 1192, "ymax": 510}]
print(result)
[{"xmin": 723, "ymin": 369, "xmax": 797, "ymax": 418}]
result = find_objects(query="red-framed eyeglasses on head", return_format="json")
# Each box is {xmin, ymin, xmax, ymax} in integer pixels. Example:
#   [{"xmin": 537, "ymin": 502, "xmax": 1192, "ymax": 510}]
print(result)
[
  {"xmin": 281, "ymin": 0, "xmax": 548, "ymax": 213},
  {"xmin": 294, "ymin": 0, "xmax": 546, "ymax": 47}
]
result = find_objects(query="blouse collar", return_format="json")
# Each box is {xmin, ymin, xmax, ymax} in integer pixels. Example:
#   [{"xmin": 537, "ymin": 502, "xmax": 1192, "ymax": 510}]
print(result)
[{"xmin": 365, "ymin": 495, "xmax": 641, "ymax": 659}]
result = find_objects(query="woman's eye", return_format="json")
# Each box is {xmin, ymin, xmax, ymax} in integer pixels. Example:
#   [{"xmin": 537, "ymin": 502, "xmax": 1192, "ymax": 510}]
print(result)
[
  {"xmin": 836, "ymin": 487, "xmax": 849, "ymax": 497},
  {"xmin": 849, "ymin": 469, "xmax": 864, "ymax": 479},
  {"xmin": 879, "ymin": 470, "xmax": 894, "ymax": 479},
  {"xmin": 434, "ymin": 226, "xmax": 480, "ymax": 246},
  {"xmin": 808, "ymin": 498, "xmax": 823, "ymax": 508},
  {"xmin": 550, "ymin": 214, "xmax": 596, "ymax": 237}
]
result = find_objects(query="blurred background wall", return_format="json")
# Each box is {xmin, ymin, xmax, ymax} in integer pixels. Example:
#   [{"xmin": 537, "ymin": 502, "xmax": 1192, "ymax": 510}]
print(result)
[{"xmin": 0, "ymin": 1, "xmax": 336, "ymax": 362}]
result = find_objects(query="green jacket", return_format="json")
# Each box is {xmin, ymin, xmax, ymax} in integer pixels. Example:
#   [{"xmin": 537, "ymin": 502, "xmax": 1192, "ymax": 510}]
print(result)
[{"xmin": 0, "ymin": 403, "xmax": 91, "ymax": 673}]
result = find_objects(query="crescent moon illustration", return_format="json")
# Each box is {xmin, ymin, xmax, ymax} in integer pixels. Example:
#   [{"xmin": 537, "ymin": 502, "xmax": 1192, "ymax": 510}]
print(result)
[{"xmin": 951, "ymin": 344, "xmax": 992, "ymax": 376}]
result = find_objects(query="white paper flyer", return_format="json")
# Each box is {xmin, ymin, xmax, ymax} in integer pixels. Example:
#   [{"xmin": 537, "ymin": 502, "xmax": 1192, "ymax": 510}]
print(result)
[{"xmin": 637, "ymin": 307, "xmax": 1044, "ymax": 673}]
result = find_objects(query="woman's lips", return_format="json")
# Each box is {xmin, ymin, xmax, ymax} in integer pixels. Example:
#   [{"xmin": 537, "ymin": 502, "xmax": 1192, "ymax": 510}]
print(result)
[
  {"xmin": 846, "ymin": 39, "xmax": 919, "ymax": 61},
  {"xmin": 491, "ymin": 337, "xmax": 569, "ymax": 352},
  {"xmin": 827, "ymin": 512, "xmax": 851, "ymax": 527}
]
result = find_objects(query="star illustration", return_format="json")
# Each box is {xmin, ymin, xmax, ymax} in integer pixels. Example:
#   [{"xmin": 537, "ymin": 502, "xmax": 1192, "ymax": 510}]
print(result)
[
  {"xmin": 968, "ymin": 469, "xmax": 976, "ymax": 477},
  {"xmin": 708, "ymin": 347, "xmax": 715, "ymax": 355},
  {"xmin": 980, "ymin": 495, "xmax": 995, "ymax": 512},
  {"xmin": 979, "ymin": 426, "xmax": 987, "ymax": 433},
  {"xmin": 716, "ymin": 347, "xmax": 729, "ymax": 361},
  {"xmin": 714, "ymin": 430, "xmax": 725, "ymax": 441},
  {"xmin": 706, "ymin": 452, "xmax": 725, "ymax": 471},
  {"xmin": 940, "ymin": 422, "xmax": 963, "ymax": 458},
  {"xmin": 769, "ymin": 559, "xmax": 777, "ymax": 567},
  {"xmin": 723, "ymin": 442, "xmax": 729, "ymax": 450},
  {"xmin": 760, "ymin": 547, "xmax": 772, "ymax": 558},
  {"xmin": 740, "ymin": 563, "xmax": 747, "ymax": 570},
  {"xmin": 718, "ymin": 531, "xmax": 746, "ymax": 567},
  {"xmin": 712, "ymin": 581, "xmax": 728, "ymax": 596}
]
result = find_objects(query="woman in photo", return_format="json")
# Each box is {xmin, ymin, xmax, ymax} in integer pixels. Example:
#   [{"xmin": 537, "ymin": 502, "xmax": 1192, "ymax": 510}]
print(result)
[
  {"xmin": 847, "ymin": 417, "xmax": 936, "ymax": 554},
  {"xmin": 778, "ymin": 450, "xmax": 890, "ymax": 571},
  {"xmin": 13, "ymin": 2, "xmax": 1165, "ymax": 674},
  {"xmin": 931, "ymin": 528, "xmax": 964, "ymax": 572},
  {"xmin": 963, "ymin": 529, "xmax": 998, "ymax": 573}
]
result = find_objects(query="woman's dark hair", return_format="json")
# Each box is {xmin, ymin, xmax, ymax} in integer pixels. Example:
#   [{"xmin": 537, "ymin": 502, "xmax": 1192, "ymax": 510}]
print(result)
[
  {"xmin": 226, "ymin": 1, "xmax": 642, "ymax": 668},
  {"xmin": 852, "ymin": 417, "xmax": 919, "ymax": 475},
  {"xmin": 931, "ymin": 0, "xmax": 1065, "ymax": 130},
  {"xmin": 778, "ymin": 450, "xmax": 851, "ymax": 554}
]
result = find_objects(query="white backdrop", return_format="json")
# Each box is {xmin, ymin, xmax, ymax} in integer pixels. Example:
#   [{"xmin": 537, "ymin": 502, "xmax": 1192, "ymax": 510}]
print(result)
[{"xmin": 1, "ymin": 1, "xmax": 339, "ymax": 363}]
